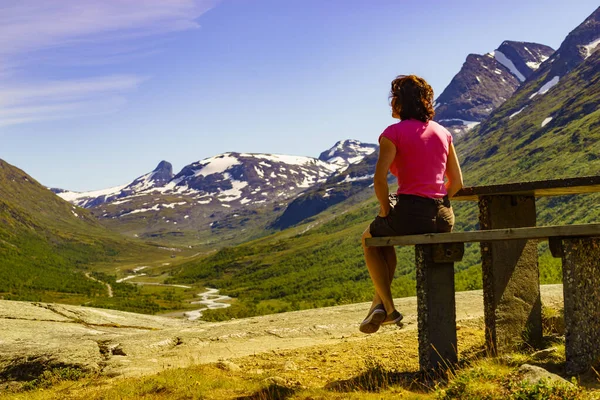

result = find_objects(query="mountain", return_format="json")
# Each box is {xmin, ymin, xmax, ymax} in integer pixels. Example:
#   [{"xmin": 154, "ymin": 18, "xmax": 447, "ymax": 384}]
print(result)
[
  {"xmin": 271, "ymin": 151, "xmax": 380, "ymax": 229},
  {"xmin": 318, "ymin": 139, "xmax": 377, "ymax": 168},
  {"xmin": 55, "ymin": 141, "xmax": 376, "ymax": 246},
  {"xmin": 453, "ymin": 6, "xmax": 600, "ymax": 231},
  {"xmin": 531, "ymin": 7, "xmax": 600, "ymax": 80},
  {"xmin": 459, "ymin": 43, "xmax": 600, "ymax": 187},
  {"xmin": 435, "ymin": 41, "xmax": 554, "ymax": 136},
  {"xmin": 0, "ymin": 159, "xmax": 163, "ymax": 304},
  {"xmin": 467, "ymin": 6, "xmax": 600, "ymax": 140}
]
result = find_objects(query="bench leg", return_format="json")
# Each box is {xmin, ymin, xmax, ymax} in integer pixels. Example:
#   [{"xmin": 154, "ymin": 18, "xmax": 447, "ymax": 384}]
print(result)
[
  {"xmin": 416, "ymin": 243, "xmax": 461, "ymax": 370},
  {"xmin": 550, "ymin": 237, "xmax": 600, "ymax": 375},
  {"xmin": 479, "ymin": 195, "xmax": 542, "ymax": 354}
]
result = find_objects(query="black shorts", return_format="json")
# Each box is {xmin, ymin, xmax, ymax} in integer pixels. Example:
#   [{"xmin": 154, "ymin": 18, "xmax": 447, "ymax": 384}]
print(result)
[{"xmin": 369, "ymin": 194, "xmax": 454, "ymax": 237}]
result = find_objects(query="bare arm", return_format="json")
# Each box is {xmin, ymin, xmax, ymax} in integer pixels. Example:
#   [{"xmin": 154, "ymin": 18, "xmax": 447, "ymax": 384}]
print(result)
[
  {"xmin": 445, "ymin": 142, "xmax": 463, "ymax": 198},
  {"xmin": 374, "ymin": 137, "xmax": 396, "ymax": 217}
]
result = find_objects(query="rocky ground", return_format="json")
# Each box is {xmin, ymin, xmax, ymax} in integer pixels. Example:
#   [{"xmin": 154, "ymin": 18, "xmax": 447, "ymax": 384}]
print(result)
[{"xmin": 0, "ymin": 285, "xmax": 565, "ymax": 383}]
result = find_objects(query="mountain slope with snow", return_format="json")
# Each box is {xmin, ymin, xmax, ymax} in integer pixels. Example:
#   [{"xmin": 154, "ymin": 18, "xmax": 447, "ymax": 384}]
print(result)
[
  {"xmin": 318, "ymin": 139, "xmax": 377, "ymax": 169},
  {"xmin": 434, "ymin": 41, "xmax": 554, "ymax": 136},
  {"xmin": 54, "ymin": 141, "xmax": 377, "ymax": 246},
  {"xmin": 457, "ymin": 7, "xmax": 600, "ymax": 187}
]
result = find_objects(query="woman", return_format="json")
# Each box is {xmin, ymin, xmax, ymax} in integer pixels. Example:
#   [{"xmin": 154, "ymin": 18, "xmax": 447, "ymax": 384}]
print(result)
[{"xmin": 359, "ymin": 75, "xmax": 463, "ymax": 334}]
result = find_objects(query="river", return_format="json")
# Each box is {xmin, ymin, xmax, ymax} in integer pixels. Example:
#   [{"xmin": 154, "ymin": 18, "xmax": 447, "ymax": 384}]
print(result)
[{"xmin": 184, "ymin": 288, "xmax": 232, "ymax": 321}]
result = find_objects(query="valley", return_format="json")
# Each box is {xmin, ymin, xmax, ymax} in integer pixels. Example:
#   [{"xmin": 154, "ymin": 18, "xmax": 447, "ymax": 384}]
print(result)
[{"xmin": 1, "ymin": 6, "xmax": 598, "ymax": 326}]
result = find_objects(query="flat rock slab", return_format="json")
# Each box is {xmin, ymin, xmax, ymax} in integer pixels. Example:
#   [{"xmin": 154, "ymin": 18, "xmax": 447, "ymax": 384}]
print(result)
[
  {"xmin": 519, "ymin": 363, "xmax": 572, "ymax": 385},
  {"xmin": 0, "ymin": 285, "xmax": 564, "ymax": 380}
]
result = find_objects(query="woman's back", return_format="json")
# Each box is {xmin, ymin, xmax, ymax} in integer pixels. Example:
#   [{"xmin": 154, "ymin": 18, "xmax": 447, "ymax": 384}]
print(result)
[{"xmin": 380, "ymin": 119, "xmax": 452, "ymax": 198}]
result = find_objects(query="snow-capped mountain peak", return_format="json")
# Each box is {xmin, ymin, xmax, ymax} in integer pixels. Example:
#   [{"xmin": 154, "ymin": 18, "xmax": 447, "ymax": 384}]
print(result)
[
  {"xmin": 318, "ymin": 139, "xmax": 377, "ymax": 168},
  {"xmin": 56, "ymin": 148, "xmax": 356, "ymax": 210},
  {"xmin": 124, "ymin": 160, "xmax": 174, "ymax": 193}
]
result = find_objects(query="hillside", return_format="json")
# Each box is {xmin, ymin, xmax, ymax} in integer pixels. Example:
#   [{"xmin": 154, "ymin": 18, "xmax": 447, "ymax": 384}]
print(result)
[{"xmin": 0, "ymin": 159, "xmax": 172, "ymax": 310}]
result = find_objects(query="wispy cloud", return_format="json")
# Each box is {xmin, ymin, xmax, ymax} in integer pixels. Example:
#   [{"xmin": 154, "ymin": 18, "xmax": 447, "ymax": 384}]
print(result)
[{"xmin": 0, "ymin": 0, "xmax": 217, "ymax": 128}]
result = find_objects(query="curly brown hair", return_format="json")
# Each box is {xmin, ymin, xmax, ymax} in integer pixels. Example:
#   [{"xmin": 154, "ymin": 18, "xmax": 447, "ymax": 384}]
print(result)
[{"xmin": 389, "ymin": 75, "xmax": 435, "ymax": 122}]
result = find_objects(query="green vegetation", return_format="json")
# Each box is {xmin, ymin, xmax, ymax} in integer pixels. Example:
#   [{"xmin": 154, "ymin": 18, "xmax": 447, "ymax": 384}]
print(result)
[
  {"xmin": 166, "ymin": 193, "xmax": 577, "ymax": 321},
  {"xmin": 0, "ymin": 160, "xmax": 182, "ymax": 312}
]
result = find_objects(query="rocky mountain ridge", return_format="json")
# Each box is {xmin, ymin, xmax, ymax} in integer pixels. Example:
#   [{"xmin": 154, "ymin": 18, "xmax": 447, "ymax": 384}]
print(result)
[
  {"xmin": 53, "ymin": 140, "xmax": 377, "ymax": 245},
  {"xmin": 477, "ymin": 6, "xmax": 600, "ymax": 130},
  {"xmin": 453, "ymin": 5, "xmax": 600, "ymax": 211},
  {"xmin": 435, "ymin": 40, "xmax": 554, "ymax": 136}
]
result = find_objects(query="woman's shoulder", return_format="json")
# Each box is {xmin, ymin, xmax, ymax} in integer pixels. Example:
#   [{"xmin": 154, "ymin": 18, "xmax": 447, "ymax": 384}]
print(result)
[{"xmin": 427, "ymin": 120, "xmax": 452, "ymax": 137}]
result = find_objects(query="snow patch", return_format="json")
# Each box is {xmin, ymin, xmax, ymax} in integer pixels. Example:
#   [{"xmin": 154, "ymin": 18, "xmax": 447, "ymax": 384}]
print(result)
[
  {"xmin": 541, "ymin": 117, "xmax": 553, "ymax": 127},
  {"xmin": 338, "ymin": 174, "xmax": 374, "ymax": 184},
  {"xmin": 193, "ymin": 154, "xmax": 241, "ymax": 177},
  {"xmin": 529, "ymin": 76, "xmax": 559, "ymax": 99},
  {"xmin": 438, "ymin": 119, "xmax": 480, "ymax": 129},
  {"xmin": 57, "ymin": 184, "xmax": 128, "ymax": 202},
  {"xmin": 322, "ymin": 188, "xmax": 334, "ymax": 198},
  {"xmin": 120, "ymin": 204, "xmax": 160, "ymax": 216},
  {"xmin": 492, "ymin": 50, "xmax": 526, "ymax": 82},
  {"xmin": 583, "ymin": 37, "xmax": 600, "ymax": 59},
  {"xmin": 111, "ymin": 199, "xmax": 132, "ymax": 205},
  {"xmin": 219, "ymin": 179, "xmax": 248, "ymax": 201},
  {"xmin": 162, "ymin": 202, "xmax": 187, "ymax": 209},
  {"xmin": 509, "ymin": 106, "xmax": 527, "ymax": 119}
]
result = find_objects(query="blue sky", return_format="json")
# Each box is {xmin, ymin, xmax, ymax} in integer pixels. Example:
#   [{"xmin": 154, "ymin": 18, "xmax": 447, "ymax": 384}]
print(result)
[{"xmin": 1, "ymin": 0, "xmax": 598, "ymax": 191}]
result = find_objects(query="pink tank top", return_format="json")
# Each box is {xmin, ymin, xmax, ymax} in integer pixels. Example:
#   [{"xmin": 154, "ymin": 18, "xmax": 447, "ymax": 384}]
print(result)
[{"xmin": 379, "ymin": 119, "xmax": 452, "ymax": 198}]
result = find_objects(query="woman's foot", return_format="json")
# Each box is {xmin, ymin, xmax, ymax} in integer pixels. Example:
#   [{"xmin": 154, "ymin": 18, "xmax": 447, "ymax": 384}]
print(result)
[
  {"xmin": 382, "ymin": 309, "xmax": 403, "ymax": 325},
  {"xmin": 359, "ymin": 304, "xmax": 386, "ymax": 334}
]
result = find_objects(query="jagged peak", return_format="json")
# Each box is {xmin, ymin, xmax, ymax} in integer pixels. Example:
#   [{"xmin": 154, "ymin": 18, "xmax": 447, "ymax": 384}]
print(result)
[{"xmin": 153, "ymin": 160, "xmax": 172, "ymax": 173}]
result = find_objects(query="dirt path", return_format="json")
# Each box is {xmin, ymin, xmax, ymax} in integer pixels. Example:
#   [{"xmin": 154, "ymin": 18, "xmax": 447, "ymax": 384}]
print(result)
[
  {"xmin": 84, "ymin": 272, "xmax": 113, "ymax": 298},
  {"xmin": 0, "ymin": 285, "xmax": 564, "ymax": 380}
]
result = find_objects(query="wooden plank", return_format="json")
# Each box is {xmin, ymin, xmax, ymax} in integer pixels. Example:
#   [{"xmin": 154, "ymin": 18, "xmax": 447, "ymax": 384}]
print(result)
[
  {"xmin": 365, "ymin": 224, "xmax": 600, "ymax": 247},
  {"xmin": 453, "ymin": 176, "xmax": 600, "ymax": 201}
]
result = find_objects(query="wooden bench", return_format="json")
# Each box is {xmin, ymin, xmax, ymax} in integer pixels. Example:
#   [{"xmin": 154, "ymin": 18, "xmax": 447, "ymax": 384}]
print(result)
[{"xmin": 365, "ymin": 176, "xmax": 600, "ymax": 375}]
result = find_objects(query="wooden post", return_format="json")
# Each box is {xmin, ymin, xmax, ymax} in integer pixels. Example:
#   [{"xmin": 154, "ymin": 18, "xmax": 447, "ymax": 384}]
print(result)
[
  {"xmin": 550, "ymin": 237, "xmax": 600, "ymax": 375},
  {"xmin": 416, "ymin": 243, "xmax": 463, "ymax": 370},
  {"xmin": 479, "ymin": 195, "xmax": 542, "ymax": 354}
]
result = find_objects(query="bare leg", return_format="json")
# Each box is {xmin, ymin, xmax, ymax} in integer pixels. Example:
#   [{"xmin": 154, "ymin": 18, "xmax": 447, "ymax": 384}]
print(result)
[
  {"xmin": 371, "ymin": 246, "xmax": 397, "ymax": 309},
  {"xmin": 362, "ymin": 227, "xmax": 396, "ymax": 314}
]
